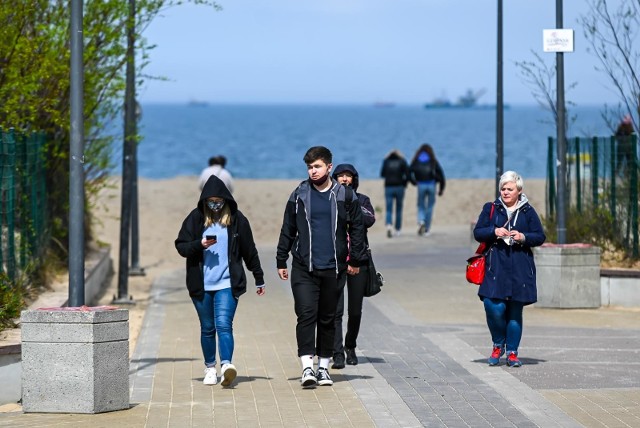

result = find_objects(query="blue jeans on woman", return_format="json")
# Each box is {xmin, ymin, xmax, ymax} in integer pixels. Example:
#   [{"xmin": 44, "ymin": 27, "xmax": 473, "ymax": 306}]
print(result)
[
  {"xmin": 483, "ymin": 297, "xmax": 524, "ymax": 352},
  {"xmin": 417, "ymin": 181, "xmax": 436, "ymax": 231},
  {"xmin": 191, "ymin": 288, "xmax": 238, "ymax": 367},
  {"xmin": 384, "ymin": 185, "xmax": 405, "ymax": 231}
]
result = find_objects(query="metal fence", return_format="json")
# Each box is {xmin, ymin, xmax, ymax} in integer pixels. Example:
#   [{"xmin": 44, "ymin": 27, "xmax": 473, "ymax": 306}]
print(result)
[
  {"xmin": 547, "ymin": 134, "xmax": 639, "ymax": 257},
  {"xmin": 0, "ymin": 128, "xmax": 48, "ymax": 280}
]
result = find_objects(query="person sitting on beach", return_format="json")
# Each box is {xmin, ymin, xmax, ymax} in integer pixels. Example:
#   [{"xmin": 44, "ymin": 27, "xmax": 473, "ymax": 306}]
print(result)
[
  {"xmin": 330, "ymin": 163, "xmax": 375, "ymax": 369},
  {"xmin": 175, "ymin": 174, "xmax": 265, "ymax": 387},
  {"xmin": 198, "ymin": 155, "xmax": 234, "ymax": 193},
  {"xmin": 276, "ymin": 146, "xmax": 366, "ymax": 388},
  {"xmin": 380, "ymin": 149, "xmax": 410, "ymax": 238},
  {"xmin": 473, "ymin": 171, "xmax": 545, "ymax": 368}
]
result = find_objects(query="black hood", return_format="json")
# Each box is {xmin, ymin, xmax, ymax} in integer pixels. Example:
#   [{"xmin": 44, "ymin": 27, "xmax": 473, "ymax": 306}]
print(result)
[
  {"xmin": 332, "ymin": 163, "xmax": 360, "ymax": 191},
  {"xmin": 198, "ymin": 175, "xmax": 238, "ymax": 213}
]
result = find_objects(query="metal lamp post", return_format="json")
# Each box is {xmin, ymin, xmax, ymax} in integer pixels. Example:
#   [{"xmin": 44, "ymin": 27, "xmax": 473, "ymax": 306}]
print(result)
[
  {"xmin": 555, "ymin": 0, "xmax": 567, "ymax": 244},
  {"xmin": 495, "ymin": 0, "xmax": 504, "ymax": 197},
  {"xmin": 69, "ymin": 0, "xmax": 85, "ymax": 307},
  {"xmin": 114, "ymin": 0, "xmax": 138, "ymax": 304}
]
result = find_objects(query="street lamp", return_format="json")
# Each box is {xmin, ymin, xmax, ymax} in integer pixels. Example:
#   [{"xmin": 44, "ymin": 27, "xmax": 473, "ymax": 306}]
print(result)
[
  {"xmin": 114, "ymin": 0, "xmax": 138, "ymax": 304},
  {"xmin": 496, "ymin": 0, "xmax": 504, "ymax": 197}
]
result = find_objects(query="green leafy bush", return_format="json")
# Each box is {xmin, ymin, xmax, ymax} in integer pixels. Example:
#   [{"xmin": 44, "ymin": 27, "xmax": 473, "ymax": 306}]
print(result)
[
  {"xmin": 0, "ymin": 273, "xmax": 24, "ymax": 329},
  {"xmin": 542, "ymin": 206, "xmax": 630, "ymax": 262}
]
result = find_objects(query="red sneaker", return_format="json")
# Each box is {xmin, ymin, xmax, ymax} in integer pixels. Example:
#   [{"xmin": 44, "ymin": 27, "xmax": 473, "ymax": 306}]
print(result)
[
  {"xmin": 506, "ymin": 352, "xmax": 522, "ymax": 367},
  {"xmin": 488, "ymin": 345, "xmax": 504, "ymax": 366}
]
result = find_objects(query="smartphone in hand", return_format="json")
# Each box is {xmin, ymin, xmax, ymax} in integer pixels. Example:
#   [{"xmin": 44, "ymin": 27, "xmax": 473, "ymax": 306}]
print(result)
[{"xmin": 206, "ymin": 235, "xmax": 217, "ymax": 241}]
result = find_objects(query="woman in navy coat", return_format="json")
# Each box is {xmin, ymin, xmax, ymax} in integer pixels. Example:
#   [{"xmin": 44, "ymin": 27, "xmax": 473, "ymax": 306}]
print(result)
[{"xmin": 473, "ymin": 171, "xmax": 545, "ymax": 367}]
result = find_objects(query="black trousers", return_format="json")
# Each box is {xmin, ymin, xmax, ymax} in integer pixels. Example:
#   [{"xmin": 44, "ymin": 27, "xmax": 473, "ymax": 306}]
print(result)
[
  {"xmin": 334, "ymin": 265, "xmax": 368, "ymax": 354},
  {"xmin": 291, "ymin": 265, "xmax": 346, "ymax": 358}
]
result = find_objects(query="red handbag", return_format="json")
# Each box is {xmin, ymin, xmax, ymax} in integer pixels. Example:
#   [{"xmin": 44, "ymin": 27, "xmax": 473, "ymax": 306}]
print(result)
[
  {"xmin": 466, "ymin": 252, "xmax": 487, "ymax": 285},
  {"xmin": 466, "ymin": 205, "xmax": 494, "ymax": 285}
]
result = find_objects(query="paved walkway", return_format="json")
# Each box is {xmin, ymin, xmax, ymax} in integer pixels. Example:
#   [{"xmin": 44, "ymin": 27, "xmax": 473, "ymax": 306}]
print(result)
[{"xmin": 2, "ymin": 226, "xmax": 640, "ymax": 427}]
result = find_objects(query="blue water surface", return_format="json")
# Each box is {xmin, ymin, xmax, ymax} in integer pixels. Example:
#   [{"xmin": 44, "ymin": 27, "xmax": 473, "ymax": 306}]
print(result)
[{"xmin": 109, "ymin": 104, "xmax": 612, "ymax": 180}]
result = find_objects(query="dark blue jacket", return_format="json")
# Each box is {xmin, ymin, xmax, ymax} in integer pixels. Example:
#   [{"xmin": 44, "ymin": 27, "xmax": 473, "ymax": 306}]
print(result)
[{"xmin": 473, "ymin": 198, "xmax": 546, "ymax": 304}]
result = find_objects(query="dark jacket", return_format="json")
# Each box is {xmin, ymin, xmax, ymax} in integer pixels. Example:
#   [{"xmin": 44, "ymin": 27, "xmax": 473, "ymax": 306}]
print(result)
[
  {"xmin": 473, "ymin": 197, "xmax": 546, "ymax": 305},
  {"xmin": 409, "ymin": 156, "xmax": 446, "ymax": 195},
  {"xmin": 380, "ymin": 152, "xmax": 410, "ymax": 187},
  {"xmin": 175, "ymin": 175, "xmax": 264, "ymax": 299},
  {"xmin": 332, "ymin": 163, "xmax": 376, "ymax": 230},
  {"xmin": 276, "ymin": 178, "xmax": 367, "ymax": 272}
]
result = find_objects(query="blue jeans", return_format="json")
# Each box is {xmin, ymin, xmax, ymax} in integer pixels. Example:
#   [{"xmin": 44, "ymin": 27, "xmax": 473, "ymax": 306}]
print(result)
[
  {"xmin": 191, "ymin": 288, "xmax": 238, "ymax": 367},
  {"xmin": 483, "ymin": 298, "xmax": 524, "ymax": 353},
  {"xmin": 417, "ymin": 182, "xmax": 436, "ymax": 231},
  {"xmin": 384, "ymin": 185, "xmax": 405, "ymax": 231}
]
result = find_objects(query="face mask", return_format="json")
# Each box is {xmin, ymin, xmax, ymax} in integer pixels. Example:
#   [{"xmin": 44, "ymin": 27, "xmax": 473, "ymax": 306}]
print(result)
[
  {"xmin": 207, "ymin": 200, "xmax": 225, "ymax": 211},
  {"xmin": 310, "ymin": 174, "xmax": 329, "ymax": 186}
]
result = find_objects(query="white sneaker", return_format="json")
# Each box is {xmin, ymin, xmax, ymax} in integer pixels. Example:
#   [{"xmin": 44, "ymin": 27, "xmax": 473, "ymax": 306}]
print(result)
[
  {"xmin": 221, "ymin": 363, "xmax": 237, "ymax": 387},
  {"xmin": 203, "ymin": 367, "xmax": 217, "ymax": 385}
]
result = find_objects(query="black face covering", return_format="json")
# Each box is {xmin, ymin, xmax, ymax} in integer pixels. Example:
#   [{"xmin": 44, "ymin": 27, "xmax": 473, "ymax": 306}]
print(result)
[{"xmin": 310, "ymin": 174, "xmax": 329, "ymax": 186}]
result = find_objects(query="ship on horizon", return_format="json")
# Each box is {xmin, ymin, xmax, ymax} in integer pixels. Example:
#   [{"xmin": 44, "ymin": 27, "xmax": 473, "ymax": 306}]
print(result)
[{"xmin": 424, "ymin": 88, "xmax": 507, "ymax": 109}]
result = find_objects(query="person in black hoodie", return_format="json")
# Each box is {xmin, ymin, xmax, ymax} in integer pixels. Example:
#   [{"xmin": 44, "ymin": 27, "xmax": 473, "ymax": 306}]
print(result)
[
  {"xmin": 175, "ymin": 175, "xmax": 265, "ymax": 387},
  {"xmin": 330, "ymin": 164, "xmax": 376, "ymax": 369},
  {"xmin": 277, "ymin": 146, "xmax": 366, "ymax": 388},
  {"xmin": 380, "ymin": 149, "xmax": 410, "ymax": 238}
]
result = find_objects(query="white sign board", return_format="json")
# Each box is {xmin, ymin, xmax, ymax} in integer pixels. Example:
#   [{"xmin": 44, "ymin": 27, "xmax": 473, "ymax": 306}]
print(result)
[{"xmin": 543, "ymin": 29, "xmax": 574, "ymax": 52}]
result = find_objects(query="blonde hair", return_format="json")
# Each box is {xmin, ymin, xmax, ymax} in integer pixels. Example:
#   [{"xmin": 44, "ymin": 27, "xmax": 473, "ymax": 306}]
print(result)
[
  {"xmin": 499, "ymin": 171, "xmax": 523, "ymax": 191},
  {"xmin": 204, "ymin": 203, "xmax": 232, "ymax": 227}
]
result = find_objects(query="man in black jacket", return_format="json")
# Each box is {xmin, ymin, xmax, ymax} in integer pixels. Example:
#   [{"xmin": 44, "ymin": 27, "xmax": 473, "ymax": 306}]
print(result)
[
  {"xmin": 380, "ymin": 149, "xmax": 410, "ymax": 237},
  {"xmin": 276, "ymin": 146, "xmax": 366, "ymax": 388}
]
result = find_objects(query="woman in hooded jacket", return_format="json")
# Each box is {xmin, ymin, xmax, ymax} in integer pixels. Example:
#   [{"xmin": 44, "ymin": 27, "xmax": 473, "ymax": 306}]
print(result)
[
  {"xmin": 175, "ymin": 175, "xmax": 265, "ymax": 387},
  {"xmin": 330, "ymin": 164, "xmax": 376, "ymax": 369},
  {"xmin": 473, "ymin": 171, "xmax": 545, "ymax": 368}
]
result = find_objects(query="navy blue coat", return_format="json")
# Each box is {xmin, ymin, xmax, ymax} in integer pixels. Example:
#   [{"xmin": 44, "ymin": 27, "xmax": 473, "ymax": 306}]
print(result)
[{"xmin": 473, "ymin": 199, "xmax": 546, "ymax": 305}]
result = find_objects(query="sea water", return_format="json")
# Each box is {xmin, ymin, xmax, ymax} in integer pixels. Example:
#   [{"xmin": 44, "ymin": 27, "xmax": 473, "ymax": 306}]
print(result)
[{"xmin": 111, "ymin": 104, "xmax": 613, "ymax": 180}]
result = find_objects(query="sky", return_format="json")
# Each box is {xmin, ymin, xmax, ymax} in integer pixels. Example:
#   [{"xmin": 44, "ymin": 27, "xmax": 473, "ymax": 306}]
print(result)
[{"xmin": 138, "ymin": 0, "xmax": 626, "ymax": 106}]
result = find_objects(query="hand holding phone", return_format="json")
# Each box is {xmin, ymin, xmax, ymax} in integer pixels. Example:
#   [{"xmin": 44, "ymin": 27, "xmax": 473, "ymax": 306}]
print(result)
[{"xmin": 206, "ymin": 235, "xmax": 217, "ymax": 241}]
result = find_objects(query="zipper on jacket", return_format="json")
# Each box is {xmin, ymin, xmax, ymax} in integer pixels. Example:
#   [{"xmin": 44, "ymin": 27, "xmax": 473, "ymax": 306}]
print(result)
[{"xmin": 300, "ymin": 193, "xmax": 313, "ymax": 272}]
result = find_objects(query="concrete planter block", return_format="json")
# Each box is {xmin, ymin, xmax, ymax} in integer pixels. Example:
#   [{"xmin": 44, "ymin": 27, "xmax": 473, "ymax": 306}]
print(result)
[
  {"xmin": 534, "ymin": 244, "xmax": 601, "ymax": 308},
  {"xmin": 21, "ymin": 306, "xmax": 129, "ymax": 414}
]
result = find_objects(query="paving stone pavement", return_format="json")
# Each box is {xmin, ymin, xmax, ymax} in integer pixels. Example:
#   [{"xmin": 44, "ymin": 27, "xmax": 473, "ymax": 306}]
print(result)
[{"xmin": 2, "ymin": 225, "xmax": 640, "ymax": 427}]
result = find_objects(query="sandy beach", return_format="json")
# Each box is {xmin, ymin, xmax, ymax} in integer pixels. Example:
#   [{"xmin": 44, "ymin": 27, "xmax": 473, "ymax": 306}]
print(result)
[{"xmin": 92, "ymin": 176, "xmax": 546, "ymax": 351}]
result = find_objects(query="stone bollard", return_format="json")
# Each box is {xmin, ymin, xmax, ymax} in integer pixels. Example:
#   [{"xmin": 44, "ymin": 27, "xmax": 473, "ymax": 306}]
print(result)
[
  {"xmin": 21, "ymin": 306, "xmax": 129, "ymax": 413},
  {"xmin": 534, "ymin": 243, "xmax": 602, "ymax": 308}
]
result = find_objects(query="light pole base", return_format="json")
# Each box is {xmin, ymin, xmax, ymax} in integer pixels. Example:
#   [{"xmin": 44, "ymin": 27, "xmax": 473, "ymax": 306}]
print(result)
[
  {"xmin": 129, "ymin": 266, "xmax": 146, "ymax": 276},
  {"xmin": 112, "ymin": 295, "xmax": 136, "ymax": 306}
]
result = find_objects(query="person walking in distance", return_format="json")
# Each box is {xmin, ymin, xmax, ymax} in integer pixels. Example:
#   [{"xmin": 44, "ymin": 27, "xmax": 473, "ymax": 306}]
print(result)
[
  {"xmin": 380, "ymin": 149, "xmax": 410, "ymax": 238},
  {"xmin": 276, "ymin": 146, "xmax": 366, "ymax": 388},
  {"xmin": 198, "ymin": 155, "xmax": 234, "ymax": 193},
  {"xmin": 330, "ymin": 164, "xmax": 375, "ymax": 369},
  {"xmin": 409, "ymin": 143, "xmax": 446, "ymax": 236},
  {"xmin": 175, "ymin": 175, "xmax": 265, "ymax": 387}
]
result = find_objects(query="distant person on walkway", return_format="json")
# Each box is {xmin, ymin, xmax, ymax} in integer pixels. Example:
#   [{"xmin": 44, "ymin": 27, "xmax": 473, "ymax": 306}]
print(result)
[
  {"xmin": 199, "ymin": 155, "xmax": 234, "ymax": 193},
  {"xmin": 615, "ymin": 114, "xmax": 636, "ymax": 175},
  {"xmin": 175, "ymin": 175, "xmax": 265, "ymax": 387},
  {"xmin": 473, "ymin": 171, "xmax": 545, "ymax": 368},
  {"xmin": 276, "ymin": 146, "xmax": 366, "ymax": 388},
  {"xmin": 330, "ymin": 164, "xmax": 376, "ymax": 370},
  {"xmin": 409, "ymin": 144, "xmax": 446, "ymax": 236},
  {"xmin": 380, "ymin": 149, "xmax": 410, "ymax": 238}
]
